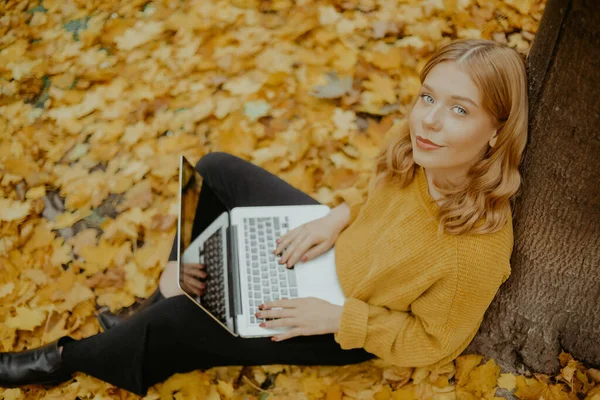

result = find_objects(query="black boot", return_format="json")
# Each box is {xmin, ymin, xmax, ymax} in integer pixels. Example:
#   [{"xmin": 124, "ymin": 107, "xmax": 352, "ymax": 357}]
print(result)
[
  {"xmin": 96, "ymin": 288, "xmax": 165, "ymax": 331},
  {"xmin": 0, "ymin": 336, "xmax": 74, "ymax": 387}
]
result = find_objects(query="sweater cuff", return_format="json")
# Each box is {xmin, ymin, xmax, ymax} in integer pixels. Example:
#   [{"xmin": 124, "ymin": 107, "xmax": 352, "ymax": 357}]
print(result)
[{"xmin": 334, "ymin": 298, "xmax": 369, "ymax": 349}]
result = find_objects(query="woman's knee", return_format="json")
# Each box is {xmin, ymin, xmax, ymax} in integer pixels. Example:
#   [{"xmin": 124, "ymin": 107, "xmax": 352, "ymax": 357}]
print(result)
[{"xmin": 195, "ymin": 151, "xmax": 242, "ymax": 176}]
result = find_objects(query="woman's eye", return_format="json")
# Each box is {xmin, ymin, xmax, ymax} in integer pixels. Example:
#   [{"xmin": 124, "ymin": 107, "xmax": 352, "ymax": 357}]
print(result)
[
  {"xmin": 420, "ymin": 93, "xmax": 468, "ymax": 116},
  {"xmin": 420, "ymin": 94, "xmax": 433, "ymax": 103},
  {"xmin": 453, "ymin": 106, "xmax": 467, "ymax": 115}
]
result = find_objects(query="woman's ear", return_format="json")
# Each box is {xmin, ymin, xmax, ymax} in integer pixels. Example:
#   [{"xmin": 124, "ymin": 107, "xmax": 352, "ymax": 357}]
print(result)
[{"xmin": 489, "ymin": 130, "xmax": 499, "ymax": 148}]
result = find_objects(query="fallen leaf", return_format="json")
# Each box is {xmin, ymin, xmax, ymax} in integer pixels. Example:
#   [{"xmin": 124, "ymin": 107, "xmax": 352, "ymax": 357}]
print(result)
[{"xmin": 5, "ymin": 307, "xmax": 47, "ymax": 331}]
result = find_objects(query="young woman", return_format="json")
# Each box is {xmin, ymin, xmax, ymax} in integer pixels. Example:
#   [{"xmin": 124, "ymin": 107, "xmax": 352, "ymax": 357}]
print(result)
[{"xmin": 0, "ymin": 38, "xmax": 528, "ymax": 396}]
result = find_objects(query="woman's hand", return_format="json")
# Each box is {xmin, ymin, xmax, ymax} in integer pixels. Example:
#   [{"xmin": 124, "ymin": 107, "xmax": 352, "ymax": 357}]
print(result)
[
  {"xmin": 180, "ymin": 263, "xmax": 208, "ymax": 297},
  {"xmin": 255, "ymin": 297, "xmax": 343, "ymax": 341},
  {"xmin": 273, "ymin": 206, "xmax": 350, "ymax": 269}
]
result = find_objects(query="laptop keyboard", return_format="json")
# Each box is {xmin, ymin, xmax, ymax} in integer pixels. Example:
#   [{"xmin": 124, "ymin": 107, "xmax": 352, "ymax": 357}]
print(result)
[
  {"xmin": 244, "ymin": 216, "xmax": 298, "ymax": 326},
  {"xmin": 198, "ymin": 228, "xmax": 227, "ymax": 324},
  {"xmin": 197, "ymin": 216, "xmax": 299, "ymax": 328}
]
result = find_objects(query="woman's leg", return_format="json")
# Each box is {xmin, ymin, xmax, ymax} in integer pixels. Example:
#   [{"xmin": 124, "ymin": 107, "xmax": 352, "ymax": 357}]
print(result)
[
  {"xmin": 63, "ymin": 296, "xmax": 374, "ymax": 396},
  {"xmin": 62, "ymin": 151, "xmax": 374, "ymax": 394}
]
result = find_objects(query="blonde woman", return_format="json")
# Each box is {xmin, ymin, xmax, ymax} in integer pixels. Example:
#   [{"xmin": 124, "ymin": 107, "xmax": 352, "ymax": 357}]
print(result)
[{"xmin": 0, "ymin": 39, "xmax": 528, "ymax": 396}]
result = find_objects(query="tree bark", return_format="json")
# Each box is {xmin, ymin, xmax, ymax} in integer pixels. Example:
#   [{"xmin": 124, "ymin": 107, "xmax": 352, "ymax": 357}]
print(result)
[{"xmin": 463, "ymin": 0, "xmax": 600, "ymax": 375}]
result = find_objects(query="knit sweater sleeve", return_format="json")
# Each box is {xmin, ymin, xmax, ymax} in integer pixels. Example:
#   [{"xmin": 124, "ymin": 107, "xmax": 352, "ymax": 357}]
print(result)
[
  {"xmin": 333, "ymin": 252, "xmax": 510, "ymax": 366},
  {"xmin": 346, "ymin": 172, "xmax": 379, "ymax": 226},
  {"xmin": 347, "ymin": 200, "xmax": 366, "ymax": 226},
  {"xmin": 333, "ymin": 291, "xmax": 454, "ymax": 366}
]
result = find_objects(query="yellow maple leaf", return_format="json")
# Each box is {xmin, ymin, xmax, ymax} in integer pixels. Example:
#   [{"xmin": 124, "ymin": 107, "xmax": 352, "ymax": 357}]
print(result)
[
  {"xmin": 58, "ymin": 282, "xmax": 95, "ymax": 312},
  {"xmin": 326, "ymin": 384, "xmax": 344, "ymax": 400},
  {"xmin": 455, "ymin": 354, "xmax": 485, "ymax": 385},
  {"xmin": 95, "ymin": 290, "xmax": 135, "ymax": 313},
  {"xmin": 362, "ymin": 73, "xmax": 397, "ymax": 105},
  {"xmin": 223, "ymin": 71, "xmax": 267, "ymax": 95},
  {"xmin": 78, "ymin": 240, "xmax": 121, "ymax": 276},
  {"xmin": 392, "ymin": 385, "xmax": 419, "ymax": 399},
  {"xmin": 0, "ymin": 388, "xmax": 24, "ymax": 400},
  {"xmin": 156, "ymin": 370, "xmax": 212, "ymax": 399},
  {"xmin": 0, "ymin": 198, "xmax": 31, "ymax": 221},
  {"xmin": 23, "ymin": 220, "xmax": 55, "ymax": 254},
  {"xmin": 124, "ymin": 261, "xmax": 153, "ymax": 298},
  {"xmin": 461, "ymin": 359, "xmax": 501, "ymax": 397},
  {"xmin": 216, "ymin": 380, "xmax": 235, "ymax": 398},
  {"xmin": 5, "ymin": 307, "xmax": 47, "ymax": 331},
  {"xmin": 114, "ymin": 21, "xmax": 165, "ymax": 51},
  {"xmin": 25, "ymin": 186, "xmax": 46, "ymax": 200},
  {"xmin": 0, "ymin": 282, "xmax": 15, "ymax": 298},
  {"xmin": 497, "ymin": 372, "xmax": 517, "ymax": 390},
  {"xmin": 366, "ymin": 47, "xmax": 405, "ymax": 70}
]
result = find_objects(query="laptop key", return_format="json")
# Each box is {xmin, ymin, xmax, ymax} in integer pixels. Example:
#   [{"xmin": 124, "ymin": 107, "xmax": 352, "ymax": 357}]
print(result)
[{"xmin": 286, "ymin": 269, "xmax": 297, "ymax": 286}]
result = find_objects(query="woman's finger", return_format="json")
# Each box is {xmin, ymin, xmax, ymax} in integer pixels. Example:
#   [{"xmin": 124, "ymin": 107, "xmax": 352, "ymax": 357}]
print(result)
[
  {"xmin": 256, "ymin": 307, "xmax": 295, "ymax": 320},
  {"xmin": 274, "ymin": 226, "xmax": 303, "ymax": 255},
  {"xmin": 261, "ymin": 317, "xmax": 296, "ymax": 329},
  {"xmin": 284, "ymin": 235, "xmax": 314, "ymax": 268},
  {"xmin": 185, "ymin": 278, "xmax": 206, "ymax": 291},
  {"xmin": 260, "ymin": 298, "xmax": 298, "ymax": 310},
  {"xmin": 183, "ymin": 270, "xmax": 207, "ymax": 286},
  {"xmin": 182, "ymin": 283, "xmax": 203, "ymax": 297},
  {"xmin": 271, "ymin": 327, "xmax": 306, "ymax": 342},
  {"xmin": 183, "ymin": 263, "xmax": 205, "ymax": 272},
  {"xmin": 299, "ymin": 241, "xmax": 330, "ymax": 263},
  {"xmin": 278, "ymin": 234, "xmax": 306, "ymax": 264},
  {"xmin": 274, "ymin": 229, "xmax": 297, "ymax": 254},
  {"xmin": 183, "ymin": 262, "xmax": 204, "ymax": 268},
  {"xmin": 278, "ymin": 232, "xmax": 309, "ymax": 266},
  {"xmin": 185, "ymin": 267, "xmax": 207, "ymax": 280},
  {"xmin": 183, "ymin": 278, "xmax": 205, "ymax": 295}
]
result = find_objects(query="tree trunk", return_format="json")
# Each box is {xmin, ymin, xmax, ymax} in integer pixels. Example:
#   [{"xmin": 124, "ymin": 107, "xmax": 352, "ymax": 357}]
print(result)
[{"xmin": 463, "ymin": 0, "xmax": 600, "ymax": 375}]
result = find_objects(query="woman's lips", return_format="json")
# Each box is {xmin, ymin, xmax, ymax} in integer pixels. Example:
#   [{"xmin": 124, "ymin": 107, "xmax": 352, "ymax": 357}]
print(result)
[{"xmin": 416, "ymin": 136, "xmax": 443, "ymax": 150}]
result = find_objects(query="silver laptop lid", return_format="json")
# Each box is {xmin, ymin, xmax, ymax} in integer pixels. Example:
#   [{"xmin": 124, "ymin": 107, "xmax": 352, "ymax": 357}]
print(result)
[
  {"xmin": 177, "ymin": 156, "xmax": 204, "ymax": 299},
  {"xmin": 177, "ymin": 156, "xmax": 239, "ymax": 335}
]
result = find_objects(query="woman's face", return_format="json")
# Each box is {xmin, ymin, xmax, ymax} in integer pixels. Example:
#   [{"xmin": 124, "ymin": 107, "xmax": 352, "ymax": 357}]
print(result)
[{"xmin": 408, "ymin": 61, "xmax": 499, "ymax": 180}]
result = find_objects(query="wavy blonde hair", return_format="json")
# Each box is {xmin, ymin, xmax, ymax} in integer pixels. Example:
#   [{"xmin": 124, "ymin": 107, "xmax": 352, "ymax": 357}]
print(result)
[{"xmin": 372, "ymin": 39, "xmax": 528, "ymax": 236}]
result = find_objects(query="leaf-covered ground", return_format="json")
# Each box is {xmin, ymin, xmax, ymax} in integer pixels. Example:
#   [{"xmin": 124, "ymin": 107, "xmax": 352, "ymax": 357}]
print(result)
[{"xmin": 1, "ymin": 0, "xmax": 599, "ymax": 399}]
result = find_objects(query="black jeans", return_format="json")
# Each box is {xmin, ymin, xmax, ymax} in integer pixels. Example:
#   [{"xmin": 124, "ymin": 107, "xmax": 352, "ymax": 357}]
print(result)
[{"xmin": 62, "ymin": 152, "xmax": 375, "ymax": 396}]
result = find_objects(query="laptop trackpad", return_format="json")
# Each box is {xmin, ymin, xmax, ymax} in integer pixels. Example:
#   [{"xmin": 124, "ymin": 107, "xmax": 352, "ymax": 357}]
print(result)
[{"xmin": 295, "ymin": 247, "xmax": 345, "ymax": 306}]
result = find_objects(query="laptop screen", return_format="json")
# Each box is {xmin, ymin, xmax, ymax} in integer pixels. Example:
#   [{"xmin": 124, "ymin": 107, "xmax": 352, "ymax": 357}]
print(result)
[{"xmin": 178, "ymin": 156, "xmax": 204, "ymax": 300}]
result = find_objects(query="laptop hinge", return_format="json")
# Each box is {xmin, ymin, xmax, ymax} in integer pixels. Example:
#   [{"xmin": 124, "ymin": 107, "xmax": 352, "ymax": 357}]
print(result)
[{"xmin": 226, "ymin": 225, "xmax": 242, "ymax": 326}]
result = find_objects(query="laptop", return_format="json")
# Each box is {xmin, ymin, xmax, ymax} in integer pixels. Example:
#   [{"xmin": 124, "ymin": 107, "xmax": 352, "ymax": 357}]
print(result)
[{"xmin": 176, "ymin": 155, "xmax": 345, "ymax": 338}]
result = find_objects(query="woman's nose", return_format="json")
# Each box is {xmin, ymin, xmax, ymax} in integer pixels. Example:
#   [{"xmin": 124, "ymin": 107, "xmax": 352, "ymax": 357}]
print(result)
[{"xmin": 422, "ymin": 107, "xmax": 442, "ymax": 130}]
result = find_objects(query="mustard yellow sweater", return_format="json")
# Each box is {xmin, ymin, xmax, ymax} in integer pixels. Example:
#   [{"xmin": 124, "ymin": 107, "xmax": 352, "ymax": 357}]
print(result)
[{"xmin": 333, "ymin": 165, "xmax": 513, "ymax": 368}]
